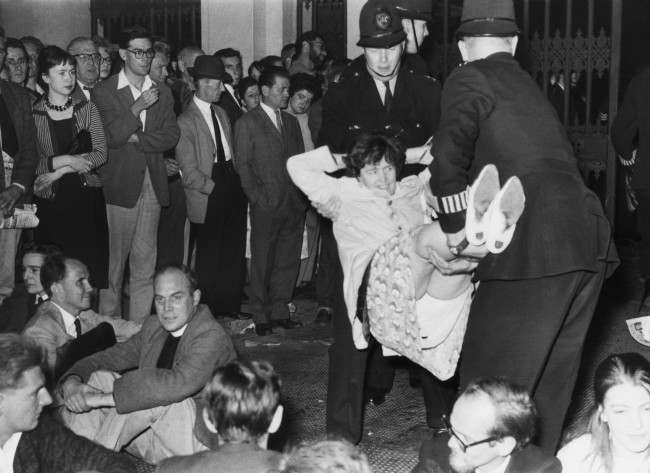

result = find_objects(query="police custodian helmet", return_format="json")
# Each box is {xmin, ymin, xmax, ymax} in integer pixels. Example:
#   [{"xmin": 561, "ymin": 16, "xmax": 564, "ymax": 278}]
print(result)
[{"xmin": 357, "ymin": 0, "xmax": 407, "ymax": 48}]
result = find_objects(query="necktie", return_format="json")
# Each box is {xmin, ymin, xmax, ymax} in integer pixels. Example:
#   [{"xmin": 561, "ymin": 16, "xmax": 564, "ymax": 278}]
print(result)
[
  {"xmin": 82, "ymin": 85, "xmax": 92, "ymax": 91},
  {"xmin": 383, "ymin": 81, "xmax": 393, "ymax": 113},
  {"xmin": 156, "ymin": 333, "xmax": 181, "ymax": 369},
  {"xmin": 275, "ymin": 110, "xmax": 284, "ymax": 135},
  {"xmin": 74, "ymin": 318, "xmax": 82, "ymax": 338},
  {"xmin": 233, "ymin": 89, "xmax": 242, "ymax": 108},
  {"xmin": 210, "ymin": 107, "xmax": 227, "ymax": 164}
]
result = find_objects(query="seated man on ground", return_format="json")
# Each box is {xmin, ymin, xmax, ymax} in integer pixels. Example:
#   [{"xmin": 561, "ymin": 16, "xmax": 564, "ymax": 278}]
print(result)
[
  {"xmin": 278, "ymin": 439, "xmax": 371, "ymax": 473},
  {"xmin": 0, "ymin": 333, "xmax": 135, "ymax": 473},
  {"xmin": 0, "ymin": 242, "xmax": 61, "ymax": 333},
  {"xmin": 157, "ymin": 359, "xmax": 283, "ymax": 473},
  {"xmin": 413, "ymin": 377, "xmax": 561, "ymax": 473},
  {"xmin": 22, "ymin": 254, "xmax": 141, "ymax": 378},
  {"xmin": 57, "ymin": 264, "xmax": 237, "ymax": 464}
]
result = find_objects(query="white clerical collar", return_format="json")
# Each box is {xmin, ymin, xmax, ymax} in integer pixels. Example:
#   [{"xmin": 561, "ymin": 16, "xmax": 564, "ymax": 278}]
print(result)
[
  {"xmin": 117, "ymin": 69, "xmax": 153, "ymax": 91},
  {"xmin": 171, "ymin": 324, "xmax": 187, "ymax": 337},
  {"xmin": 477, "ymin": 455, "xmax": 510, "ymax": 473}
]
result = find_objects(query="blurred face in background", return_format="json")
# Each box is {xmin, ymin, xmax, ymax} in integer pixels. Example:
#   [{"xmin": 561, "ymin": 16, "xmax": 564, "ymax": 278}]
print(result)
[
  {"xmin": 5, "ymin": 45, "xmax": 27, "ymax": 85},
  {"xmin": 149, "ymin": 51, "xmax": 170, "ymax": 83},
  {"xmin": 98, "ymin": 46, "xmax": 112, "ymax": 79},
  {"xmin": 22, "ymin": 253, "xmax": 45, "ymax": 295},
  {"xmin": 23, "ymin": 42, "xmax": 39, "ymax": 80},
  {"xmin": 242, "ymin": 84, "xmax": 260, "ymax": 111},
  {"xmin": 221, "ymin": 55, "xmax": 242, "ymax": 86}
]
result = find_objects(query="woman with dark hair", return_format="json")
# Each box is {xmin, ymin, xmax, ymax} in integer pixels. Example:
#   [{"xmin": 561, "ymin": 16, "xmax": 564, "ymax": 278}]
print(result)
[
  {"xmin": 236, "ymin": 76, "xmax": 261, "ymax": 112},
  {"xmin": 558, "ymin": 352, "xmax": 650, "ymax": 473},
  {"xmin": 32, "ymin": 45, "xmax": 109, "ymax": 290},
  {"xmin": 287, "ymin": 134, "xmax": 525, "ymax": 377}
]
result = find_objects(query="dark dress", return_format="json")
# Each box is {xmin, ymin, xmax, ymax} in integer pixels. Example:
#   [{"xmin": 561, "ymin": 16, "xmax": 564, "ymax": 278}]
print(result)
[{"xmin": 34, "ymin": 117, "xmax": 109, "ymax": 289}]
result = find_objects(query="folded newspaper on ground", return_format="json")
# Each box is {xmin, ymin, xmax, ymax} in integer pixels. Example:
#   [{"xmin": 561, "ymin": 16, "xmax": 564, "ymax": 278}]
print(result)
[
  {"xmin": 0, "ymin": 204, "xmax": 39, "ymax": 229},
  {"xmin": 626, "ymin": 315, "xmax": 650, "ymax": 347}
]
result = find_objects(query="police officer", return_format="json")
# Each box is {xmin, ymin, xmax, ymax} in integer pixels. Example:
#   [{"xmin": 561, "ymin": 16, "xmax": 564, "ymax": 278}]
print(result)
[
  {"xmin": 318, "ymin": 0, "xmax": 451, "ymax": 444},
  {"xmin": 429, "ymin": 0, "xmax": 618, "ymax": 452},
  {"xmin": 396, "ymin": 0, "xmax": 432, "ymax": 72}
]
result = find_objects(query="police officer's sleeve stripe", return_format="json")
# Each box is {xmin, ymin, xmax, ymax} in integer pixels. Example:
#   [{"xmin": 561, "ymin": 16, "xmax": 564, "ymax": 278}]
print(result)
[{"xmin": 440, "ymin": 190, "xmax": 468, "ymax": 214}]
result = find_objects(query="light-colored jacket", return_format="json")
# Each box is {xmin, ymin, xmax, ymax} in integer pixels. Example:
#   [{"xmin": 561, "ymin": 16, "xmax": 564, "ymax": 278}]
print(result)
[
  {"xmin": 175, "ymin": 99, "xmax": 233, "ymax": 223},
  {"xmin": 287, "ymin": 146, "xmax": 429, "ymax": 349},
  {"xmin": 23, "ymin": 300, "xmax": 141, "ymax": 372}
]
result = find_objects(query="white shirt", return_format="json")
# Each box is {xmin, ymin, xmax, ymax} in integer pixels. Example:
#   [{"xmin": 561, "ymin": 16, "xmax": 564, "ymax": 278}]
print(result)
[
  {"xmin": 117, "ymin": 69, "xmax": 154, "ymax": 131},
  {"xmin": 260, "ymin": 101, "xmax": 281, "ymax": 131},
  {"xmin": 0, "ymin": 432, "xmax": 22, "ymax": 473},
  {"xmin": 477, "ymin": 456, "xmax": 510, "ymax": 473},
  {"xmin": 193, "ymin": 96, "xmax": 232, "ymax": 162},
  {"xmin": 373, "ymin": 76, "xmax": 397, "ymax": 105},
  {"xmin": 51, "ymin": 301, "xmax": 80, "ymax": 338},
  {"xmin": 77, "ymin": 80, "xmax": 92, "ymax": 101},
  {"xmin": 224, "ymin": 84, "xmax": 241, "ymax": 109}
]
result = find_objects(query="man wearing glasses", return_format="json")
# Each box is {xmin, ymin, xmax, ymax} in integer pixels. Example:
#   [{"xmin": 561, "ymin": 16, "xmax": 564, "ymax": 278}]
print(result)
[
  {"xmin": 92, "ymin": 26, "xmax": 179, "ymax": 322},
  {"xmin": 67, "ymin": 37, "xmax": 101, "ymax": 102},
  {"xmin": 413, "ymin": 378, "xmax": 560, "ymax": 473}
]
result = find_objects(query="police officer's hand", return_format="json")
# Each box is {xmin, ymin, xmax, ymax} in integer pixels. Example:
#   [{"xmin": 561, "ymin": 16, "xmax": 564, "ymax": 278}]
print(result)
[{"xmin": 428, "ymin": 249, "xmax": 478, "ymax": 275}]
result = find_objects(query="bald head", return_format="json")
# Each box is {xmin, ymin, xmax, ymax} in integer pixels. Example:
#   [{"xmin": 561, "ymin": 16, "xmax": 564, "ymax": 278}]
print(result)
[
  {"xmin": 67, "ymin": 36, "xmax": 99, "ymax": 86},
  {"xmin": 178, "ymin": 46, "xmax": 204, "ymax": 71}
]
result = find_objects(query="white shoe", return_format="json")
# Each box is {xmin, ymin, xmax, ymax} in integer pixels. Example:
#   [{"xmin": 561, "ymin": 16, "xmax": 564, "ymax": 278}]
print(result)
[
  {"xmin": 485, "ymin": 176, "xmax": 525, "ymax": 254},
  {"xmin": 465, "ymin": 164, "xmax": 500, "ymax": 246}
]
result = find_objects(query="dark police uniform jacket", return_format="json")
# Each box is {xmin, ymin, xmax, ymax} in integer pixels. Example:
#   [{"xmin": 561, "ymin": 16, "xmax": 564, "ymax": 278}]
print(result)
[
  {"xmin": 318, "ymin": 56, "xmax": 440, "ymax": 156},
  {"xmin": 429, "ymin": 52, "xmax": 616, "ymax": 281}
]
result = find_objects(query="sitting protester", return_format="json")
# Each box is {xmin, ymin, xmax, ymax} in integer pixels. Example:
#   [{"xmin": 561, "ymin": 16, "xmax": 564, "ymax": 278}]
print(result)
[
  {"xmin": 413, "ymin": 378, "xmax": 561, "ymax": 473},
  {"xmin": 0, "ymin": 333, "xmax": 135, "ymax": 473},
  {"xmin": 279, "ymin": 440, "xmax": 371, "ymax": 473},
  {"xmin": 57, "ymin": 263, "xmax": 236, "ymax": 464},
  {"xmin": 557, "ymin": 352, "xmax": 650, "ymax": 473},
  {"xmin": 22, "ymin": 254, "xmax": 141, "ymax": 378},
  {"xmin": 158, "ymin": 359, "xmax": 283, "ymax": 473}
]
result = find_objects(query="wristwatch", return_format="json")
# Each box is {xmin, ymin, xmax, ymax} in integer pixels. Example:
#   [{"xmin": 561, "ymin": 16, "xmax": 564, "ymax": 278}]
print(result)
[{"xmin": 448, "ymin": 237, "xmax": 469, "ymax": 257}]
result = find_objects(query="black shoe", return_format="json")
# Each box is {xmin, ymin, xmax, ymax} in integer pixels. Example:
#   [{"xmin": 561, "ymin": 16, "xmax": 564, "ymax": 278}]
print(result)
[
  {"xmin": 314, "ymin": 307, "xmax": 332, "ymax": 326},
  {"xmin": 254, "ymin": 323, "xmax": 273, "ymax": 336},
  {"xmin": 273, "ymin": 319, "xmax": 302, "ymax": 329},
  {"xmin": 363, "ymin": 389, "xmax": 387, "ymax": 406}
]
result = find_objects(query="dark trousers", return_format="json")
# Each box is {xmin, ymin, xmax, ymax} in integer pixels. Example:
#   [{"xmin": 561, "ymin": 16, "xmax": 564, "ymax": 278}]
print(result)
[
  {"xmin": 460, "ymin": 266, "xmax": 607, "ymax": 453},
  {"xmin": 192, "ymin": 163, "xmax": 247, "ymax": 315},
  {"xmin": 636, "ymin": 190, "xmax": 650, "ymax": 278},
  {"xmin": 157, "ymin": 176, "xmax": 187, "ymax": 268},
  {"xmin": 326, "ymin": 250, "xmax": 457, "ymax": 443},
  {"xmin": 316, "ymin": 217, "xmax": 338, "ymax": 308},
  {"xmin": 249, "ymin": 200, "xmax": 305, "ymax": 323}
]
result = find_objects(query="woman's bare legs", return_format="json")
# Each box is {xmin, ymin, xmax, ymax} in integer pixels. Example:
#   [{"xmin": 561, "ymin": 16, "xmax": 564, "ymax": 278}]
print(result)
[{"xmin": 409, "ymin": 222, "xmax": 473, "ymax": 300}]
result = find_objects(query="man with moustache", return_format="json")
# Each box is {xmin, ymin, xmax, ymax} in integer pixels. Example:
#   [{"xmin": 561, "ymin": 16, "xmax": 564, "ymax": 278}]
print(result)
[
  {"xmin": 289, "ymin": 31, "xmax": 327, "ymax": 76},
  {"xmin": 93, "ymin": 26, "xmax": 179, "ymax": 322},
  {"xmin": 234, "ymin": 67, "xmax": 305, "ymax": 335},
  {"xmin": 67, "ymin": 37, "xmax": 101, "ymax": 101}
]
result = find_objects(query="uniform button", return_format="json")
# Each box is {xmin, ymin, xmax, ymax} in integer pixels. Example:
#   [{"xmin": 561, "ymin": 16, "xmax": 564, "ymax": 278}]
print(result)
[
  {"xmin": 387, "ymin": 200, "xmax": 392, "ymax": 206},
  {"xmin": 398, "ymin": 226, "xmax": 403, "ymax": 231}
]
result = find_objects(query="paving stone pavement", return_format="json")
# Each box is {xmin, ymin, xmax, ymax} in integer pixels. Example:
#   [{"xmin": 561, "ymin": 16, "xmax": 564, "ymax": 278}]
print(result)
[{"xmin": 230, "ymin": 240, "xmax": 648, "ymax": 472}]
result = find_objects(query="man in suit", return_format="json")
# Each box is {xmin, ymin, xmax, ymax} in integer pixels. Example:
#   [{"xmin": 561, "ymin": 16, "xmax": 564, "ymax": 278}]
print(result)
[
  {"xmin": 318, "ymin": 1, "xmax": 448, "ymax": 444},
  {"xmin": 67, "ymin": 37, "xmax": 100, "ymax": 102},
  {"xmin": 93, "ymin": 26, "xmax": 179, "ymax": 322},
  {"xmin": 157, "ymin": 360, "xmax": 283, "ymax": 473},
  {"xmin": 22, "ymin": 254, "xmax": 140, "ymax": 377},
  {"xmin": 0, "ymin": 26, "xmax": 39, "ymax": 306},
  {"xmin": 214, "ymin": 48, "xmax": 243, "ymax": 126},
  {"xmin": 412, "ymin": 379, "xmax": 561, "ymax": 473},
  {"xmin": 234, "ymin": 67, "xmax": 306, "ymax": 335},
  {"xmin": 0, "ymin": 333, "xmax": 136, "ymax": 473},
  {"xmin": 150, "ymin": 39, "xmax": 188, "ymax": 269},
  {"xmin": 176, "ymin": 56, "xmax": 248, "ymax": 319},
  {"xmin": 59, "ymin": 264, "xmax": 236, "ymax": 463},
  {"xmin": 428, "ymin": 0, "xmax": 617, "ymax": 452}
]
